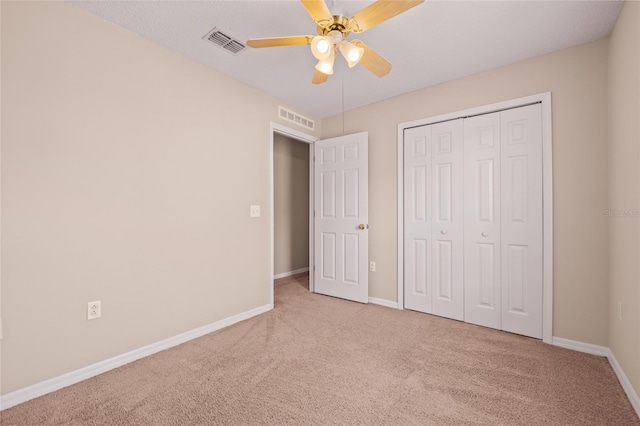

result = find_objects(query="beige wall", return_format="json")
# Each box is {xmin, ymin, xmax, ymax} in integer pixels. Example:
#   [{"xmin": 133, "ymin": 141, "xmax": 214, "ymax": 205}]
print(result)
[
  {"xmin": 273, "ymin": 134, "xmax": 310, "ymax": 275},
  {"xmin": 0, "ymin": 1, "xmax": 319, "ymax": 394},
  {"xmin": 322, "ymin": 39, "xmax": 610, "ymax": 346},
  {"xmin": 608, "ymin": 1, "xmax": 640, "ymax": 400}
]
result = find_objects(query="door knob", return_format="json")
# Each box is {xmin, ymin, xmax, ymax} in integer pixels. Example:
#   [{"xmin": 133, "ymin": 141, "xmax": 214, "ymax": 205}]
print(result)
[
  {"xmin": 482, "ymin": 232, "xmax": 488, "ymax": 237},
  {"xmin": 358, "ymin": 224, "xmax": 366, "ymax": 230},
  {"xmin": 440, "ymin": 229, "xmax": 447, "ymax": 235}
]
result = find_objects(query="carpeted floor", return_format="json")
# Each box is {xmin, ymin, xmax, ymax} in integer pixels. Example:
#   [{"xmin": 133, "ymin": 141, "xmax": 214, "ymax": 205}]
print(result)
[{"xmin": 2, "ymin": 273, "xmax": 639, "ymax": 425}]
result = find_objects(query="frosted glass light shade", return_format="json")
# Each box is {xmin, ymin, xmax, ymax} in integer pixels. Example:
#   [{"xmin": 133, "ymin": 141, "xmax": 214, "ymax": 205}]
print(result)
[
  {"xmin": 311, "ymin": 36, "xmax": 332, "ymax": 60},
  {"xmin": 315, "ymin": 49, "xmax": 335, "ymax": 75},
  {"xmin": 339, "ymin": 41, "xmax": 364, "ymax": 68}
]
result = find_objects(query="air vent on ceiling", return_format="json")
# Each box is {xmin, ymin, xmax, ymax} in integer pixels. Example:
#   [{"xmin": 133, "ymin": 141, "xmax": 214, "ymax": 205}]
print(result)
[
  {"xmin": 278, "ymin": 106, "xmax": 315, "ymax": 131},
  {"xmin": 203, "ymin": 27, "xmax": 246, "ymax": 55}
]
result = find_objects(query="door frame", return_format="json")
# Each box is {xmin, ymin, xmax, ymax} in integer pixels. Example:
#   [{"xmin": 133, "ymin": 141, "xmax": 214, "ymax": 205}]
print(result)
[
  {"xmin": 269, "ymin": 122, "xmax": 318, "ymax": 308},
  {"xmin": 396, "ymin": 93, "xmax": 554, "ymax": 343}
]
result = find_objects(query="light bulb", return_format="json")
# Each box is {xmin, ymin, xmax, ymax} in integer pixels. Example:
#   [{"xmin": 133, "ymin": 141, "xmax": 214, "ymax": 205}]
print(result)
[
  {"xmin": 348, "ymin": 49, "xmax": 361, "ymax": 62},
  {"xmin": 339, "ymin": 41, "xmax": 364, "ymax": 68},
  {"xmin": 311, "ymin": 36, "xmax": 333, "ymax": 60},
  {"xmin": 317, "ymin": 39, "xmax": 330, "ymax": 54},
  {"xmin": 315, "ymin": 48, "xmax": 335, "ymax": 75}
]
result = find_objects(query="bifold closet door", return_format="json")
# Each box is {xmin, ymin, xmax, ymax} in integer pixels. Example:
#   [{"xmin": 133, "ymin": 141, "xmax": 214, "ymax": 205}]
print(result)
[
  {"xmin": 404, "ymin": 119, "xmax": 464, "ymax": 320},
  {"xmin": 464, "ymin": 104, "xmax": 543, "ymax": 338},
  {"xmin": 500, "ymin": 105, "xmax": 543, "ymax": 338},
  {"xmin": 463, "ymin": 113, "xmax": 502, "ymax": 330}
]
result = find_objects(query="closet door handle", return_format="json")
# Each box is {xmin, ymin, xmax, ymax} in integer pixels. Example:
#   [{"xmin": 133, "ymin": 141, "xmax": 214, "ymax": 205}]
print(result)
[
  {"xmin": 440, "ymin": 229, "xmax": 447, "ymax": 235},
  {"xmin": 481, "ymin": 232, "xmax": 488, "ymax": 237}
]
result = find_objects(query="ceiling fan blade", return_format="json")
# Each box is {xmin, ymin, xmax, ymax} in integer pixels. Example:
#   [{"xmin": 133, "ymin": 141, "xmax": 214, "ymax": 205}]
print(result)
[
  {"xmin": 312, "ymin": 69, "xmax": 329, "ymax": 84},
  {"xmin": 300, "ymin": 0, "xmax": 334, "ymax": 26},
  {"xmin": 350, "ymin": 0, "xmax": 424, "ymax": 33},
  {"xmin": 246, "ymin": 36, "xmax": 313, "ymax": 48},
  {"xmin": 351, "ymin": 40, "xmax": 392, "ymax": 77}
]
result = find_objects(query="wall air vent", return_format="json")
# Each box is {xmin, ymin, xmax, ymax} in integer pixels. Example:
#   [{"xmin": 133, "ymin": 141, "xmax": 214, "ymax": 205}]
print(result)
[
  {"xmin": 278, "ymin": 106, "xmax": 315, "ymax": 131},
  {"xmin": 203, "ymin": 27, "xmax": 246, "ymax": 55}
]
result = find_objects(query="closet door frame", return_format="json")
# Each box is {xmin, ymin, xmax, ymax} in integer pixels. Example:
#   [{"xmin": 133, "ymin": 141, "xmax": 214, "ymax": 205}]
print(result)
[{"xmin": 396, "ymin": 92, "xmax": 553, "ymax": 344}]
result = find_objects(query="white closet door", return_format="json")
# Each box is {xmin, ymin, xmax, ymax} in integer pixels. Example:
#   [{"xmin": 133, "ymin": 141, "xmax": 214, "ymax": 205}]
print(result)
[
  {"xmin": 404, "ymin": 119, "xmax": 463, "ymax": 320},
  {"xmin": 404, "ymin": 125, "xmax": 433, "ymax": 313},
  {"xmin": 463, "ymin": 113, "xmax": 502, "ymax": 330},
  {"xmin": 500, "ymin": 104, "xmax": 543, "ymax": 338},
  {"xmin": 430, "ymin": 120, "xmax": 464, "ymax": 320}
]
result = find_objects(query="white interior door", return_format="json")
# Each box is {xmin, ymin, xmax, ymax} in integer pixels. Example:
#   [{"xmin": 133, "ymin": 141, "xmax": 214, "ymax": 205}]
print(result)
[
  {"xmin": 314, "ymin": 132, "xmax": 368, "ymax": 303},
  {"xmin": 404, "ymin": 119, "xmax": 464, "ymax": 320},
  {"xmin": 500, "ymin": 104, "xmax": 543, "ymax": 338},
  {"xmin": 463, "ymin": 112, "xmax": 502, "ymax": 330}
]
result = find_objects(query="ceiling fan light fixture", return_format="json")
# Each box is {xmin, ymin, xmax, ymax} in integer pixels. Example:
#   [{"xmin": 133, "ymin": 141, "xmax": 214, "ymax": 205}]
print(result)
[
  {"xmin": 315, "ymin": 49, "xmax": 335, "ymax": 75},
  {"xmin": 339, "ymin": 40, "xmax": 364, "ymax": 68},
  {"xmin": 311, "ymin": 35, "xmax": 332, "ymax": 60}
]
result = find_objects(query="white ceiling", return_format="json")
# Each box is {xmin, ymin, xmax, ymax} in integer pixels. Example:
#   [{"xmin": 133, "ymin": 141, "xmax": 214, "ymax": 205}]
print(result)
[{"xmin": 71, "ymin": 0, "xmax": 623, "ymax": 118}]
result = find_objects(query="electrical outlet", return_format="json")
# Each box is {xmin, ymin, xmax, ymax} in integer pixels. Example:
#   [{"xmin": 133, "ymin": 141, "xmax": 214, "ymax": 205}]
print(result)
[
  {"xmin": 617, "ymin": 301, "xmax": 622, "ymax": 321},
  {"xmin": 369, "ymin": 261, "xmax": 376, "ymax": 272},
  {"xmin": 88, "ymin": 301, "xmax": 101, "ymax": 320},
  {"xmin": 250, "ymin": 205, "xmax": 261, "ymax": 218}
]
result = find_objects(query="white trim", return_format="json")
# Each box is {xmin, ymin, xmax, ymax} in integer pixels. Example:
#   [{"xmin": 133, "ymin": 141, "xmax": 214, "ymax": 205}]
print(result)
[
  {"xmin": 551, "ymin": 337, "xmax": 640, "ymax": 418},
  {"xmin": 397, "ymin": 123, "xmax": 405, "ymax": 311},
  {"xmin": 309, "ymin": 145, "xmax": 315, "ymax": 293},
  {"xmin": 369, "ymin": 297, "xmax": 400, "ymax": 309},
  {"xmin": 608, "ymin": 350, "xmax": 640, "ymax": 417},
  {"xmin": 269, "ymin": 122, "xmax": 318, "ymax": 305},
  {"xmin": 274, "ymin": 267, "xmax": 310, "ymax": 280},
  {"xmin": 540, "ymin": 92, "xmax": 554, "ymax": 345},
  {"xmin": 399, "ymin": 93, "xmax": 551, "ymax": 130},
  {"xmin": 0, "ymin": 303, "xmax": 272, "ymax": 411},
  {"xmin": 551, "ymin": 336, "xmax": 609, "ymax": 357},
  {"xmin": 397, "ymin": 93, "xmax": 553, "ymax": 343}
]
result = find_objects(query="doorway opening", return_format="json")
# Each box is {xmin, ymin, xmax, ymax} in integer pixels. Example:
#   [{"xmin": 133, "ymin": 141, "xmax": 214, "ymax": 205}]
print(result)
[
  {"xmin": 274, "ymin": 134, "xmax": 310, "ymax": 276},
  {"xmin": 269, "ymin": 123, "xmax": 318, "ymax": 307}
]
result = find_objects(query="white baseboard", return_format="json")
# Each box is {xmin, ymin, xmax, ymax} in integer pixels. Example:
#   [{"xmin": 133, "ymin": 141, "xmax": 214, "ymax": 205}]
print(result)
[
  {"xmin": 369, "ymin": 297, "xmax": 399, "ymax": 309},
  {"xmin": 274, "ymin": 267, "xmax": 309, "ymax": 280},
  {"xmin": 0, "ymin": 303, "xmax": 272, "ymax": 411},
  {"xmin": 607, "ymin": 350, "xmax": 640, "ymax": 418},
  {"xmin": 552, "ymin": 336, "xmax": 640, "ymax": 419},
  {"xmin": 551, "ymin": 336, "xmax": 609, "ymax": 357}
]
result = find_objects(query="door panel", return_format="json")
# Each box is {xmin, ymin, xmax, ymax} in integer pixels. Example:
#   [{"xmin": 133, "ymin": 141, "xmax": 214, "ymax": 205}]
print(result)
[
  {"xmin": 500, "ymin": 104, "xmax": 543, "ymax": 338},
  {"xmin": 320, "ymin": 232, "xmax": 336, "ymax": 280},
  {"xmin": 404, "ymin": 127, "xmax": 432, "ymax": 313},
  {"xmin": 435, "ymin": 240, "xmax": 452, "ymax": 300},
  {"xmin": 477, "ymin": 243, "xmax": 497, "ymax": 307},
  {"xmin": 404, "ymin": 119, "xmax": 463, "ymax": 320},
  {"xmin": 343, "ymin": 233, "xmax": 359, "ymax": 284},
  {"xmin": 314, "ymin": 132, "xmax": 368, "ymax": 303},
  {"xmin": 464, "ymin": 113, "xmax": 502, "ymax": 330},
  {"xmin": 320, "ymin": 172, "xmax": 336, "ymax": 218},
  {"xmin": 344, "ymin": 169, "xmax": 359, "ymax": 218},
  {"xmin": 431, "ymin": 120, "xmax": 464, "ymax": 320}
]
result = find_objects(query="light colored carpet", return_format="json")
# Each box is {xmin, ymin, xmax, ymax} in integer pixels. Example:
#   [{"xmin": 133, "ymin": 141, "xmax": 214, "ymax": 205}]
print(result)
[{"xmin": 2, "ymin": 273, "xmax": 638, "ymax": 425}]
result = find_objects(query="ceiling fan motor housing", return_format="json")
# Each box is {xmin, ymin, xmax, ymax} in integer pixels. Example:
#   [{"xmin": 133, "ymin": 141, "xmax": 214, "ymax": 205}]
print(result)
[{"xmin": 317, "ymin": 15, "xmax": 353, "ymax": 38}]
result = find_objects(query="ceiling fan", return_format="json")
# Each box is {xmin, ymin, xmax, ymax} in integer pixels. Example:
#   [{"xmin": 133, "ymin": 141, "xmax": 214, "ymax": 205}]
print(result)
[{"xmin": 246, "ymin": 0, "xmax": 424, "ymax": 84}]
